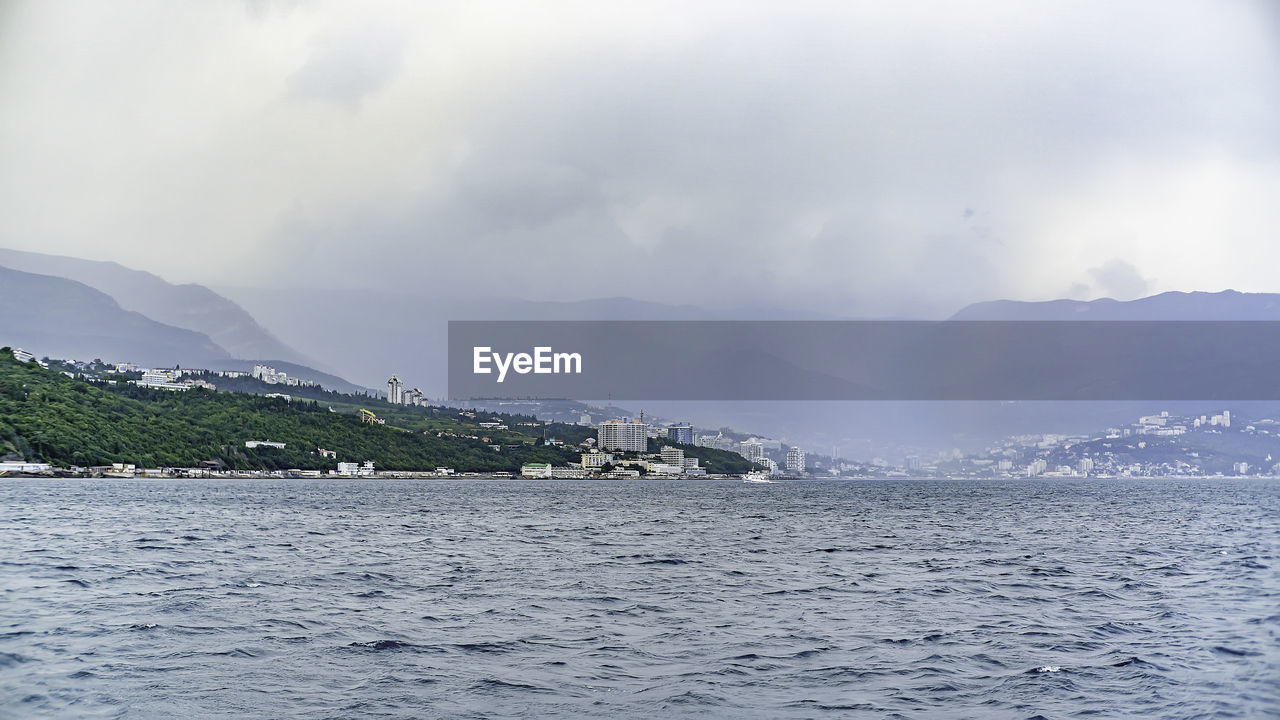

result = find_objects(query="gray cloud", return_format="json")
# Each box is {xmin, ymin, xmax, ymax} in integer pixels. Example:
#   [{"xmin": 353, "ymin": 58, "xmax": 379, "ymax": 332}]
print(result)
[
  {"xmin": 1, "ymin": 1, "xmax": 1277, "ymax": 318},
  {"xmin": 1087, "ymin": 259, "xmax": 1152, "ymax": 300},
  {"xmin": 290, "ymin": 20, "xmax": 409, "ymax": 107}
]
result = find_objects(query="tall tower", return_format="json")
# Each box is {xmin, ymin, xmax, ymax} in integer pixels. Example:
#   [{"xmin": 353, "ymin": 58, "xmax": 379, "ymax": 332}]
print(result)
[{"xmin": 387, "ymin": 374, "xmax": 403, "ymax": 404}]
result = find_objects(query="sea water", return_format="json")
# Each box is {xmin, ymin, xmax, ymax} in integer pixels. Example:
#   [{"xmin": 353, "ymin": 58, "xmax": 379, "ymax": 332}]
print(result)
[{"xmin": 2, "ymin": 478, "xmax": 1277, "ymax": 718}]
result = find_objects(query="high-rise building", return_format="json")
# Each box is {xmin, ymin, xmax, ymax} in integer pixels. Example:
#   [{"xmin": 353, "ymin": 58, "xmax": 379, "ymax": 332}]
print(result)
[
  {"xmin": 387, "ymin": 374, "xmax": 403, "ymax": 404},
  {"xmin": 598, "ymin": 419, "xmax": 648, "ymax": 452},
  {"xmin": 739, "ymin": 439, "xmax": 765, "ymax": 462},
  {"xmin": 1078, "ymin": 457, "xmax": 1095, "ymax": 475},
  {"xmin": 667, "ymin": 424, "xmax": 694, "ymax": 445},
  {"xmin": 785, "ymin": 446, "xmax": 806, "ymax": 474}
]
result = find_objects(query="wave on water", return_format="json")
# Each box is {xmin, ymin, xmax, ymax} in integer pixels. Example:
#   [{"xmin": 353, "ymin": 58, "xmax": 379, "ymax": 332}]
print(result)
[{"xmin": 2, "ymin": 477, "xmax": 1278, "ymax": 718}]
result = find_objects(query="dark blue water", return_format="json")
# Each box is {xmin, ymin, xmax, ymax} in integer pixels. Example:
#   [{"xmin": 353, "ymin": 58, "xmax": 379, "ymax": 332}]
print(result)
[{"xmin": 2, "ymin": 478, "xmax": 1277, "ymax": 718}]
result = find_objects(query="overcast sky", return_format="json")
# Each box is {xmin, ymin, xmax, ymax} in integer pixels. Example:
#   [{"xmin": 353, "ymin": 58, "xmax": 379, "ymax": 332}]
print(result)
[{"xmin": 1, "ymin": 1, "xmax": 1277, "ymax": 317}]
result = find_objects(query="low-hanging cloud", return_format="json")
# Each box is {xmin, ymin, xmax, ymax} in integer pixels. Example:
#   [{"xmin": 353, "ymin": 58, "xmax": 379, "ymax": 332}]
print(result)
[
  {"xmin": 290, "ymin": 19, "xmax": 409, "ymax": 108},
  {"xmin": 1, "ymin": 0, "xmax": 1277, "ymax": 318}
]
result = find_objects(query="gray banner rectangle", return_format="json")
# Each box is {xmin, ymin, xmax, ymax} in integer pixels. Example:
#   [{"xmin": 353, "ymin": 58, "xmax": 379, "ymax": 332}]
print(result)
[{"xmin": 447, "ymin": 321, "xmax": 1280, "ymax": 401}]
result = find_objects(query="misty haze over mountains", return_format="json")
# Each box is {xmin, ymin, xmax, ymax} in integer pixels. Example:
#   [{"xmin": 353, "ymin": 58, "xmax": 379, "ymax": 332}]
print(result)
[
  {"xmin": 4, "ymin": 7, "xmax": 1278, "ymax": 717},
  {"xmin": 3, "ymin": 3, "xmax": 1277, "ymax": 321},
  {"xmin": 2, "ymin": 1, "xmax": 1275, "ymax": 456},
  {"xmin": 0, "ymin": 251, "xmax": 364, "ymax": 393},
  {"xmin": 0, "ymin": 248, "xmax": 313, "ymax": 366},
  {"xmin": 0, "ymin": 264, "xmax": 230, "ymax": 368},
  {"xmin": 6, "ymin": 246, "xmax": 1280, "ymax": 456},
  {"xmin": 952, "ymin": 292, "xmax": 1280, "ymax": 320}
]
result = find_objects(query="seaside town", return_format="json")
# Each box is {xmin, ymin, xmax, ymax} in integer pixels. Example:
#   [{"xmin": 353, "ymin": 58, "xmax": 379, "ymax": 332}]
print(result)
[{"xmin": 2, "ymin": 346, "xmax": 1277, "ymax": 481}]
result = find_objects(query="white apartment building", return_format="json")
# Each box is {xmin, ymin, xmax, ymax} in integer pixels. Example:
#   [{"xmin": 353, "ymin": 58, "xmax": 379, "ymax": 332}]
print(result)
[
  {"xmin": 739, "ymin": 439, "xmax": 765, "ymax": 462},
  {"xmin": 659, "ymin": 446, "xmax": 685, "ymax": 465},
  {"xmin": 253, "ymin": 364, "xmax": 289, "ymax": 385},
  {"xmin": 336, "ymin": 461, "xmax": 376, "ymax": 476},
  {"xmin": 785, "ymin": 446, "xmax": 806, "ymax": 473},
  {"xmin": 581, "ymin": 450, "xmax": 614, "ymax": 469},
  {"xmin": 598, "ymin": 419, "xmax": 648, "ymax": 452},
  {"xmin": 136, "ymin": 369, "xmax": 189, "ymax": 391},
  {"xmin": 386, "ymin": 375, "xmax": 403, "ymax": 403},
  {"xmin": 646, "ymin": 463, "xmax": 685, "ymax": 475}
]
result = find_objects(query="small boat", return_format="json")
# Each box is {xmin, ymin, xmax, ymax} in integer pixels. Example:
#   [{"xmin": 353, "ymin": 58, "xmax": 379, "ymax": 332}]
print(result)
[{"xmin": 742, "ymin": 471, "xmax": 776, "ymax": 484}]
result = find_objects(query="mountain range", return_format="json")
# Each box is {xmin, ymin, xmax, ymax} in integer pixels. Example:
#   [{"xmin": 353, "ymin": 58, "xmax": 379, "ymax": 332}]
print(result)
[
  {"xmin": 7, "ymin": 244, "xmax": 1280, "ymax": 455},
  {"xmin": 0, "ymin": 248, "xmax": 309, "ymax": 363},
  {"xmin": 952, "ymin": 290, "xmax": 1280, "ymax": 320},
  {"xmin": 0, "ymin": 265, "xmax": 230, "ymax": 368},
  {"xmin": 0, "ymin": 249, "xmax": 367, "ymax": 393}
]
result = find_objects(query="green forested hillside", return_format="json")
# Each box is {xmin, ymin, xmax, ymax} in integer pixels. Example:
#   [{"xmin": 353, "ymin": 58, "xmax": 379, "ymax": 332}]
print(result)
[{"xmin": 0, "ymin": 353, "xmax": 578, "ymax": 471}]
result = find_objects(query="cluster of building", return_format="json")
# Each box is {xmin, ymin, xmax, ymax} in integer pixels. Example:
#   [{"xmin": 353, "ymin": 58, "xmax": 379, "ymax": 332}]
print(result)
[
  {"xmin": 13, "ymin": 351, "xmax": 322, "ymax": 395},
  {"xmin": 521, "ymin": 444, "xmax": 707, "ymax": 479},
  {"xmin": 693, "ymin": 431, "xmax": 807, "ymax": 475},
  {"xmin": 514, "ymin": 415, "xmax": 810, "ymax": 479},
  {"xmin": 2, "ymin": 460, "xmax": 400, "ymax": 479},
  {"xmin": 1127, "ymin": 410, "xmax": 1230, "ymax": 437},
  {"xmin": 595, "ymin": 418, "xmax": 700, "ymax": 453},
  {"xmin": 249, "ymin": 364, "xmax": 317, "ymax": 388},
  {"xmin": 963, "ymin": 408, "xmax": 1258, "ymax": 478},
  {"xmin": 241, "ymin": 441, "xmax": 386, "ymax": 477},
  {"xmin": 0, "ymin": 460, "xmax": 53, "ymax": 475},
  {"xmin": 10, "ymin": 348, "xmax": 43, "ymax": 366},
  {"xmin": 386, "ymin": 374, "xmax": 428, "ymax": 407},
  {"xmin": 128, "ymin": 363, "xmax": 322, "ymax": 393},
  {"xmin": 135, "ymin": 368, "xmax": 217, "ymax": 391}
]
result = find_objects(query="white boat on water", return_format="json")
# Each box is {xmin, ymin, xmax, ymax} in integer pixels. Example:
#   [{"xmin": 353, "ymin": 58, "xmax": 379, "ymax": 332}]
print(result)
[{"xmin": 742, "ymin": 471, "xmax": 776, "ymax": 484}]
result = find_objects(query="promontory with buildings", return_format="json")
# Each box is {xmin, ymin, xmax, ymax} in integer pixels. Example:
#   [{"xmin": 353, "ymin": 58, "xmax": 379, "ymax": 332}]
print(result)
[{"xmin": 2, "ymin": 345, "xmax": 1277, "ymax": 481}]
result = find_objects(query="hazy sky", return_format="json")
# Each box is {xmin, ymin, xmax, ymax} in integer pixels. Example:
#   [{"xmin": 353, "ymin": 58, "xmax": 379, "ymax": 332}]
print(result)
[{"xmin": 2, "ymin": 1, "xmax": 1277, "ymax": 317}]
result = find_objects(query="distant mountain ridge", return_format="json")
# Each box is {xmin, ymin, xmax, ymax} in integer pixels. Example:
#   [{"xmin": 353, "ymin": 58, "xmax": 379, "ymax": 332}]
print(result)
[
  {"xmin": 951, "ymin": 290, "xmax": 1280, "ymax": 320},
  {"xmin": 0, "ymin": 250, "xmax": 369, "ymax": 393},
  {"xmin": 217, "ymin": 287, "xmax": 853, "ymax": 390},
  {"xmin": 0, "ymin": 248, "xmax": 313, "ymax": 365},
  {"xmin": 0, "ymin": 265, "xmax": 231, "ymax": 367}
]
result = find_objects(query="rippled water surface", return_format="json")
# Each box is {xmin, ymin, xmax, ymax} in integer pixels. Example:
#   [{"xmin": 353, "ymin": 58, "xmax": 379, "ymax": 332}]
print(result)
[{"xmin": 2, "ymin": 478, "xmax": 1278, "ymax": 718}]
